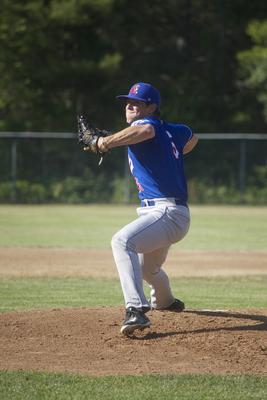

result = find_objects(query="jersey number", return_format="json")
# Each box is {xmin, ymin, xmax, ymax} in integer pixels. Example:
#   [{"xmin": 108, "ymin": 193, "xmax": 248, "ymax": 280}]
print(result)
[
  {"xmin": 166, "ymin": 130, "xmax": 179, "ymax": 159},
  {"xmin": 128, "ymin": 155, "xmax": 133, "ymax": 172},
  {"xmin": 171, "ymin": 142, "xmax": 179, "ymax": 159}
]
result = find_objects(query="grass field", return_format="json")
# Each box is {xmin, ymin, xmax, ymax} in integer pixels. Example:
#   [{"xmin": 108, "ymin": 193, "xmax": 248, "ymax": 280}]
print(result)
[
  {"xmin": 0, "ymin": 204, "xmax": 266, "ymax": 250},
  {"xmin": 0, "ymin": 276, "xmax": 266, "ymax": 313},
  {"xmin": 0, "ymin": 205, "xmax": 266, "ymax": 399},
  {"xmin": 0, "ymin": 372, "xmax": 266, "ymax": 400}
]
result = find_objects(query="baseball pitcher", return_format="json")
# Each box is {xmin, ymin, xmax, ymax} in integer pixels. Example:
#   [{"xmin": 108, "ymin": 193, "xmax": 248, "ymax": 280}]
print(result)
[{"xmin": 78, "ymin": 82, "xmax": 198, "ymax": 335}]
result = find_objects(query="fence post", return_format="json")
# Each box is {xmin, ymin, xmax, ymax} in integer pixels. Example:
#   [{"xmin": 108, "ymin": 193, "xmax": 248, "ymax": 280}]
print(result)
[
  {"xmin": 239, "ymin": 139, "xmax": 246, "ymax": 196},
  {"xmin": 11, "ymin": 139, "xmax": 17, "ymax": 202}
]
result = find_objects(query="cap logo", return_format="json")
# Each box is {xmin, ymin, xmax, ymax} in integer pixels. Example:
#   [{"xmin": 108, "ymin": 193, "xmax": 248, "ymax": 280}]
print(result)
[{"xmin": 130, "ymin": 84, "xmax": 140, "ymax": 94}]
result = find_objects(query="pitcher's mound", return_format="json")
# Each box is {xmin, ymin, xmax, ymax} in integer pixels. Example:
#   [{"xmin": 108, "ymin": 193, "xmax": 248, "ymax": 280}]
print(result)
[{"xmin": 0, "ymin": 307, "xmax": 266, "ymax": 376}]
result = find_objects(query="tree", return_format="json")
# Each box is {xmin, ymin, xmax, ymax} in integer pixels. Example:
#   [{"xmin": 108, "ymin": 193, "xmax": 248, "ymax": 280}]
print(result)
[
  {"xmin": 1, "ymin": 0, "xmax": 267, "ymax": 200},
  {"xmin": 237, "ymin": 20, "xmax": 267, "ymax": 123},
  {"xmin": 0, "ymin": 0, "xmax": 120, "ymax": 131}
]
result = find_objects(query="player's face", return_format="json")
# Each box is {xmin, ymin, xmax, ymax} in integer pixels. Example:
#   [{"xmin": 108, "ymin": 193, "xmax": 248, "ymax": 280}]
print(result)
[{"xmin": 125, "ymin": 99, "xmax": 153, "ymax": 124}]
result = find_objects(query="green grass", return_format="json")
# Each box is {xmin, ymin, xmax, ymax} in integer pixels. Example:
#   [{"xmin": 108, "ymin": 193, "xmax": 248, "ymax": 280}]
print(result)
[
  {"xmin": 0, "ymin": 204, "xmax": 266, "ymax": 398},
  {"xmin": 0, "ymin": 371, "xmax": 266, "ymax": 400},
  {"xmin": 0, "ymin": 204, "xmax": 266, "ymax": 250},
  {"xmin": 0, "ymin": 277, "xmax": 122, "ymax": 312},
  {"xmin": 188, "ymin": 205, "xmax": 267, "ymax": 251},
  {"xmin": 0, "ymin": 276, "xmax": 266, "ymax": 313},
  {"xmin": 0, "ymin": 204, "xmax": 131, "ymax": 248}
]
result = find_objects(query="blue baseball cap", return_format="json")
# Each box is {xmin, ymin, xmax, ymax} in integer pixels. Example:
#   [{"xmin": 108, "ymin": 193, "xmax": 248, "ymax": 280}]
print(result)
[{"xmin": 116, "ymin": 82, "xmax": 161, "ymax": 108}]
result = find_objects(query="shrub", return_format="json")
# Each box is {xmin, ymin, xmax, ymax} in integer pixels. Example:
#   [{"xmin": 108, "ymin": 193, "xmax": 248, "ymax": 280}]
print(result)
[
  {"xmin": 0, "ymin": 175, "xmax": 266, "ymax": 204},
  {"xmin": 0, "ymin": 181, "xmax": 47, "ymax": 203}
]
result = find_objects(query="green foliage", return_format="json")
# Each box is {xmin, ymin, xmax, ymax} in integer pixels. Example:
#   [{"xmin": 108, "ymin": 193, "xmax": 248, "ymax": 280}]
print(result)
[
  {"xmin": 1, "ymin": 177, "xmax": 267, "ymax": 204},
  {"xmin": 0, "ymin": 0, "xmax": 267, "ymax": 132},
  {"xmin": 0, "ymin": 2, "xmax": 267, "ymax": 206},
  {"xmin": 50, "ymin": 169, "xmax": 113, "ymax": 203},
  {"xmin": 0, "ymin": 181, "xmax": 46, "ymax": 203},
  {"xmin": 188, "ymin": 180, "xmax": 267, "ymax": 205},
  {"xmin": 0, "ymin": 372, "xmax": 266, "ymax": 400},
  {"xmin": 0, "ymin": 167, "xmax": 117, "ymax": 203},
  {"xmin": 250, "ymin": 164, "xmax": 267, "ymax": 186},
  {"xmin": 238, "ymin": 19, "xmax": 267, "ymax": 122},
  {"xmin": 0, "ymin": 0, "xmax": 120, "ymax": 131}
]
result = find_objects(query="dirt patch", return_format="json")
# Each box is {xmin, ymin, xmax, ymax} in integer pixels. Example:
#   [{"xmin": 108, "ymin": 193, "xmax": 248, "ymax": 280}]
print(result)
[
  {"xmin": 0, "ymin": 248, "xmax": 267, "ymax": 277},
  {"xmin": 0, "ymin": 248, "xmax": 266, "ymax": 377},
  {"xmin": 0, "ymin": 307, "xmax": 266, "ymax": 376}
]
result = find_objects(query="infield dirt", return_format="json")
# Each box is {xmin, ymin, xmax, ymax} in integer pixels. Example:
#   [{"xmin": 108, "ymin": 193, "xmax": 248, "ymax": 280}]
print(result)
[
  {"xmin": 0, "ymin": 307, "xmax": 266, "ymax": 376},
  {"xmin": 0, "ymin": 247, "xmax": 266, "ymax": 377},
  {"xmin": 0, "ymin": 247, "xmax": 267, "ymax": 277}
]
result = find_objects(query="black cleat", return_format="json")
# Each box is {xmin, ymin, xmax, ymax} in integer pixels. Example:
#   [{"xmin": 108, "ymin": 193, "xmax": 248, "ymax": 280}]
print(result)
[
  {"xmin": 164, "ymin": 298, "xmax": 185, "ymax": 312},
  {"xmin": 142, "ymin": 305, "xmax": 151, "ymax": 314},
  {"xmin": 149, "ymin": 298, "xmax": 185, "ymax": 312},
  {"xmin": 121, "ymin": 307, "xmax": 151, "ymax": 335}
]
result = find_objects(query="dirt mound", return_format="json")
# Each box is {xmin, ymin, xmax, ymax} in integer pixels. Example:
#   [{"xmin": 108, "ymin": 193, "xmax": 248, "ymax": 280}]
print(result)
[{"xmin": 0, "ymin": 307, "xmax": 266, "ymax": 376}]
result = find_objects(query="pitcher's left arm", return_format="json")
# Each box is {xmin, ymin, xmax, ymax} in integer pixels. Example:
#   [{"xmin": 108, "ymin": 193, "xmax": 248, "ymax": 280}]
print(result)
[{"xmin": 183, "ymin": 134, "xmax": 198, "ymax": 154}]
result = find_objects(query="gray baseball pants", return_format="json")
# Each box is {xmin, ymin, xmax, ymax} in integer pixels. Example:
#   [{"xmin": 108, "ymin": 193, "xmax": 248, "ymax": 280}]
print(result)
[{"xmin": 111, "ymin": 200, "xmax": 190, "ymax": 310}]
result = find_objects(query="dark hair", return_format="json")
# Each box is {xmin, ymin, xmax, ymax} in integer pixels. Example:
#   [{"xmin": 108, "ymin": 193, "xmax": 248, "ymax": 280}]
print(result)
[
  {"xmin": 153, "ymin": 108, "xmax": 161, "ymax": 117},
  {"xmin": 146, "ymin": 102, "xmax": 161, "ymax": 117}
]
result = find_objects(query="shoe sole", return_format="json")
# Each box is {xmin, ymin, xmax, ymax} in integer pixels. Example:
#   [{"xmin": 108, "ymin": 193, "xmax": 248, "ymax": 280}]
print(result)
[
  {"xmin": 120, "ymin": 322, "xmax": 151, "ymax": 335},
  {"xmin": 152, "ymin": 305, "xmax": 185, "ymax": 312},
  {"xmin": 142, "ymin": 306, "xmax": 151, "ymax": 314}
]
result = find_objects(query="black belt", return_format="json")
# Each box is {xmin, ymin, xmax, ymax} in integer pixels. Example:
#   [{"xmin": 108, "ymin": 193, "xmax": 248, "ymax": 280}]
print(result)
[{"xmin": 141, "ymin": 199, "xmax": 188, "ymax": 207}]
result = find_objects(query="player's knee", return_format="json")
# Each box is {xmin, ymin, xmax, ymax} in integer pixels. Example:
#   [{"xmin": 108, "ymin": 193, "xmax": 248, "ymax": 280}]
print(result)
[
  {"xmin": 111, "ymin": 232, "xmax": 136, "ymax": 252},
  {"xmin": 142, "ymin": 265, "xmax": 161, "ymax": 282},
  {"xmin": 142, "ymin": 270, "xmax": 151, "ymax": 282},
  {"xmin": 111, "ymin": 232, "xmax": 127, "ymax": 251}
]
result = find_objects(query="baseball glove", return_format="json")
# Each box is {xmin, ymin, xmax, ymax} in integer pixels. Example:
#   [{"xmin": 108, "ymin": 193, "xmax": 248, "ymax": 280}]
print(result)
[{"xmin": 77, "ymin": 114, "xmax": 111, "ymax": 165}]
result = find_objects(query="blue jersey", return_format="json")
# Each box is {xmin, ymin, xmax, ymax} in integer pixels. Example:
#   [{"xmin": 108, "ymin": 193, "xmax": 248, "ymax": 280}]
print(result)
[{"xmin": 128, "ymin": 116, "xmax": 193, "ymax": 202}]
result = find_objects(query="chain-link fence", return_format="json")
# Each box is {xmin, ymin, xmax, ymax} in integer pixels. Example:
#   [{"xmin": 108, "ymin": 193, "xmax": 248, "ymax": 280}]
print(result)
[{"xmin": 0, "ymin": 132, "xmax": 267, "ymax": 204}]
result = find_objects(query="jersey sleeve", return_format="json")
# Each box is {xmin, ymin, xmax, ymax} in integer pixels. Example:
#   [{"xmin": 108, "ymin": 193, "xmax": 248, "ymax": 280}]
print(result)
[
  {"xmin": 131, "ymin": 118, "xmax": 156, "ymax": 127},
  {"xmin": 176, "ymin": 124, "xmax": 193, "ymax": 149}
]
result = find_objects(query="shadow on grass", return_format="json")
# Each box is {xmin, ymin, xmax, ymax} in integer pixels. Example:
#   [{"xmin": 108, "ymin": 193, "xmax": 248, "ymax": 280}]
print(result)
[{"xmin": 130, "ymin": 309, "xmax": 267, "ymax": 340}]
